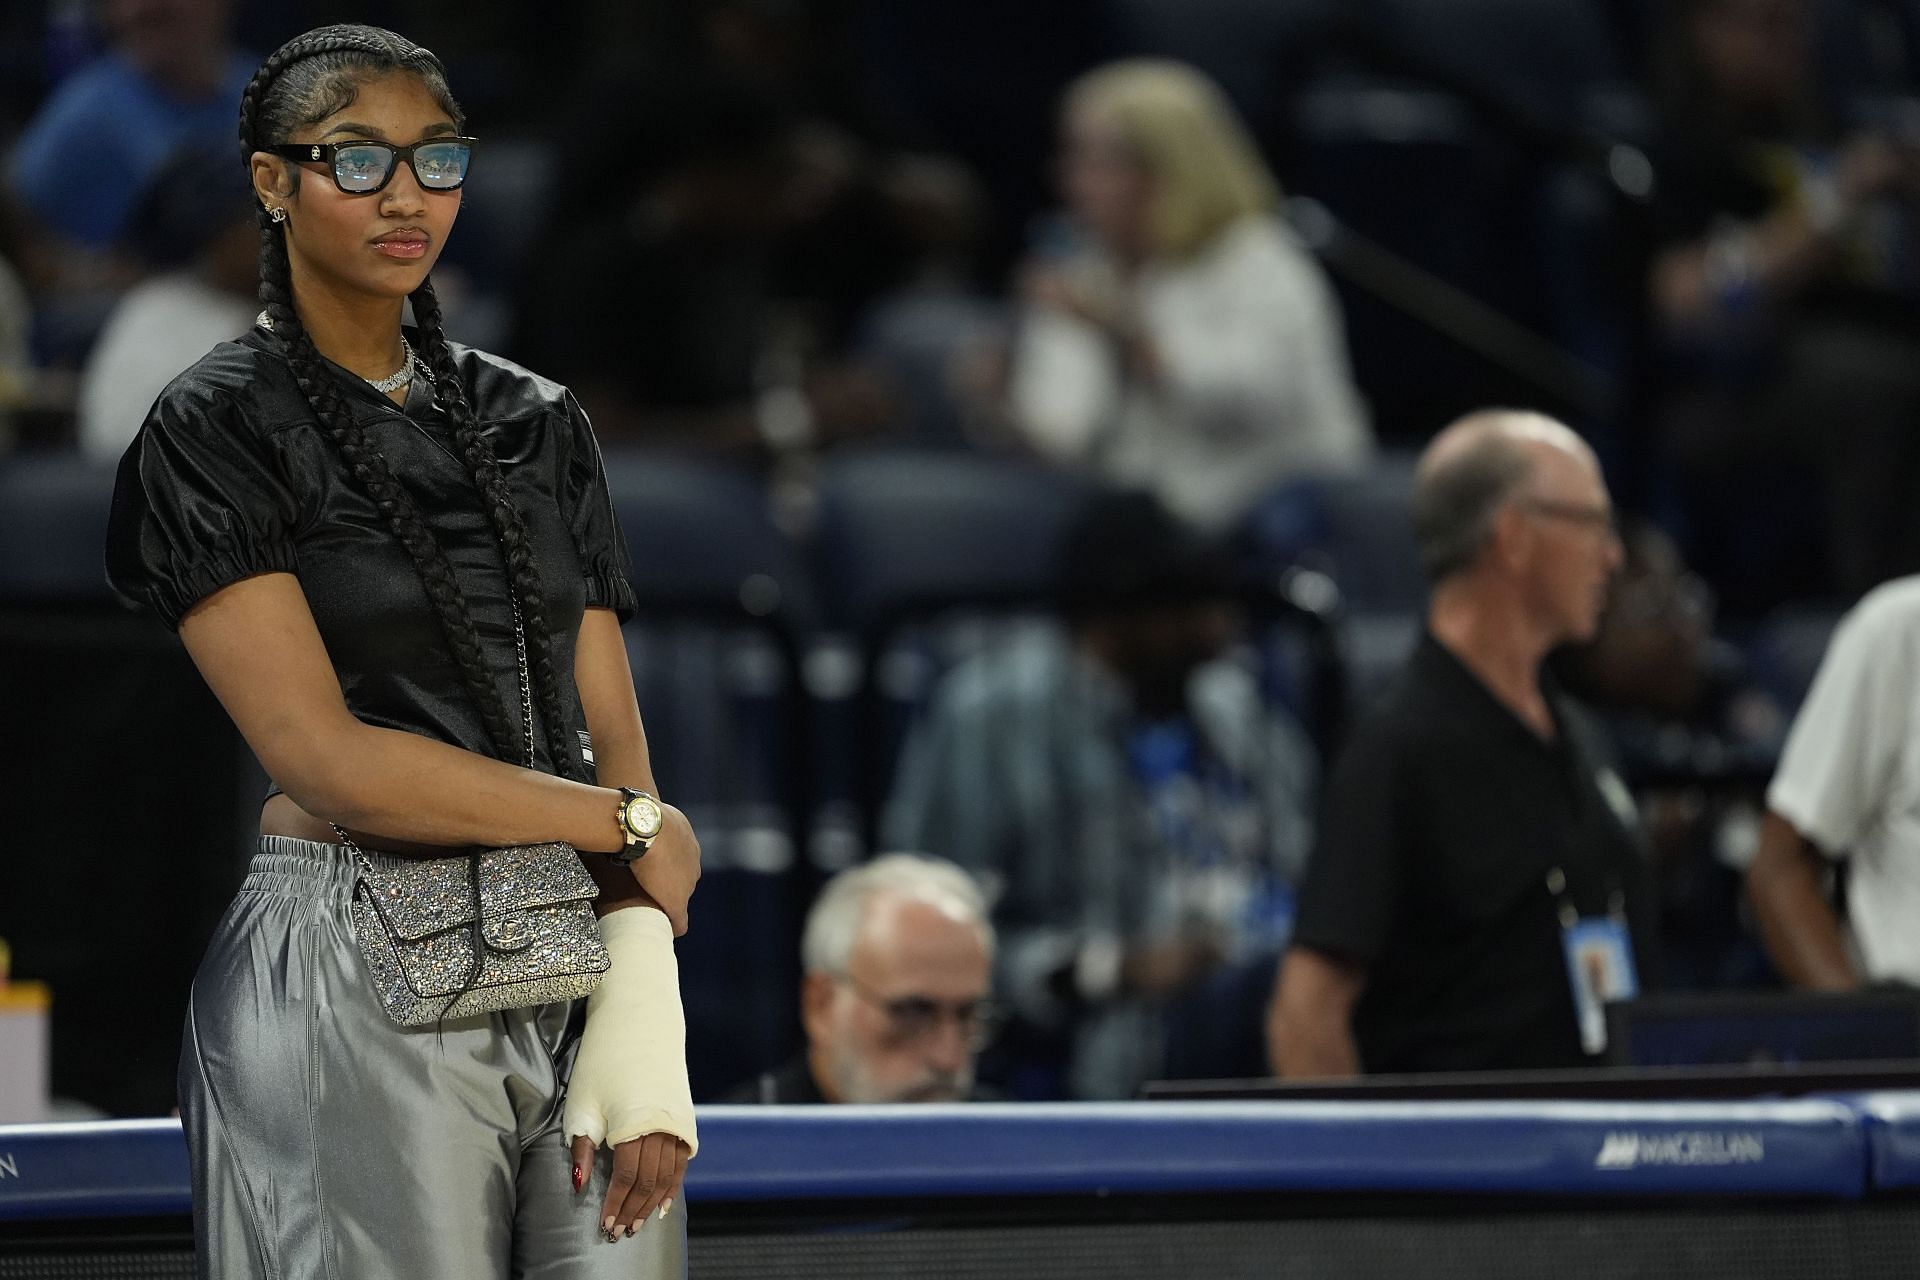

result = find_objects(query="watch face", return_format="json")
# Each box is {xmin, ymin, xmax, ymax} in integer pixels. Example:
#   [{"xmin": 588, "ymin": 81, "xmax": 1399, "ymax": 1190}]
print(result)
[{"xmin": 630, "ymin": 796, "xmax": 664, "ymax": 839}]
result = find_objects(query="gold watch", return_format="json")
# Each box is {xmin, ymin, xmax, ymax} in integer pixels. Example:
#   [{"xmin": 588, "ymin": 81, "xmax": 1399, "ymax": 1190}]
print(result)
[{"xmin": 614, "ymin": 787, "xmax": 664, "ymax": 864}]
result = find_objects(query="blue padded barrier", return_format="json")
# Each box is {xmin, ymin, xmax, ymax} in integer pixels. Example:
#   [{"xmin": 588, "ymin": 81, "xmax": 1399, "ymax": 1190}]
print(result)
[
  {"xmin": 0, "ymin": 1120, "xmax": 189, "ymax": 1221},
  {"xmin": 4, "ymin": 1098, "xmax": 1880, "ymax": 1223},
  {"xmin": 688, "ymin": 1100, "xmax": 1869, "ymax": 1201},
  {"xmin": 1848, "ymin": 1092, "xmax": 1920, "ymax": 1193}
]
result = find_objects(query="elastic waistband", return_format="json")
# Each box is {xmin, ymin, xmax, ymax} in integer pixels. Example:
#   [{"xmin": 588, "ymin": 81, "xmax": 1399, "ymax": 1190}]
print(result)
[{"xmin": 245, "ymin": 834, "xmax": 460, "ymax": 901}]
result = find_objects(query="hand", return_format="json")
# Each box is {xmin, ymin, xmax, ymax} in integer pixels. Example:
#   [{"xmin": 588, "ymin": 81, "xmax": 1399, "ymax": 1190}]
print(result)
[
  {"xmin": 570, "ymin": 1131, "xmax": 690, "ymax": 1242},
  {"xmin": 1019, "ymin": 263, "xmax": 1124, "ymax": 331},
  {"xmin": 1019, "ymin": 261, "xmax": 1153, "ymax": 372},
  {"xmin": 628, "ymin": 803, "xmax": 699, "ymax": 936}
]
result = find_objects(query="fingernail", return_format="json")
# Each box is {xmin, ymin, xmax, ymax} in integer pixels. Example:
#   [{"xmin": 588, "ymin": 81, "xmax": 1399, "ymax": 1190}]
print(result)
[
  {"xmin": 602, "ymin": 1215, "xmax": 616, "ymax": 1238},
  {"xmin": 624, "ymin": 1223, "xmax": 636, "ymax": 1238},
  {"xmin": 571, "ymin": 1164, "xmax": 585, "ymax": 1194},
  {"xmin": 659, "ymin": 1199, "xmax": 673, "ymax": 1220}
]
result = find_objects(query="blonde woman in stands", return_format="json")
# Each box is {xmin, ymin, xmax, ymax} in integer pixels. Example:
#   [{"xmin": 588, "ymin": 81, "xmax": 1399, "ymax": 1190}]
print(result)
[{"xmin": 1009, "ymin": 58, "xmax": 1372, "ymax": 532}]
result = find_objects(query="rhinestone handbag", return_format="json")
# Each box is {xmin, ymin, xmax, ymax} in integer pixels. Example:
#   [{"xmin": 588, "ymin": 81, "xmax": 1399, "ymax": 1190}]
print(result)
[{"xmin": 341, "ymin": 598, "xmax": 610, "ymax": 1025}]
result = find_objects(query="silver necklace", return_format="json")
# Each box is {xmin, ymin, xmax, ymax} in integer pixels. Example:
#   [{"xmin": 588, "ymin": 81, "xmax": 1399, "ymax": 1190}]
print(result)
[
  {"xmin": 366, "ymin": 336, "xmax": 418, "ymax": 394},
  {"xmin": 254, "ymin": 311, "xmax": 419, "ymax": 393}
]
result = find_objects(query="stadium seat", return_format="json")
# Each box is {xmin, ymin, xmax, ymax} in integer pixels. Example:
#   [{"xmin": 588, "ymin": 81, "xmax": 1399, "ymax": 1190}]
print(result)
[
  {"xmin": 1244, "ymin": 454, "xmax": 1426, "ymax": 714},
  {"xmin": 1244, "ymin": 452, "xmax": 1425, "ymax": 613},
  {"xmin": 602, "ymin": 450, "xmax": 815, "ymax": 1098},
  {"xmin": 0, "ymin": 454, "xmax": 117, "ymax": 603},
  {"xmin": 812, "ymin": 447, "xmax": 1093, "ymax": 635},
  {"xmin": 809, "ymin": 448, "xmax": 1093, "ymax": 850}
]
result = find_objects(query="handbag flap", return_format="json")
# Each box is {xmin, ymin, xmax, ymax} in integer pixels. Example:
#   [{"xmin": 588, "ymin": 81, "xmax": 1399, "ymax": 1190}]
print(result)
[{"xmin": 356, "ymin": 843, "xmax": 597, "ymax": 943}]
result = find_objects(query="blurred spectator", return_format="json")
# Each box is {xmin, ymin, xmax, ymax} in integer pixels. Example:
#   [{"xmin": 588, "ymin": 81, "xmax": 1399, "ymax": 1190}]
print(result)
[
  {"xmin": 1555, "ymin": 518, "xmax": 1786, "ymax": 766},
  {"xmin": 886, "ymin": 491, "xmax": 1317, "ymax": 1099},
  {"xmin": 653, "ymin": 0, "xmax": 971, "ymax": 329},
  {"xmin": 1644, "ymin": 0, "xmax": 1920, "ymax": 603},
  {"xmin": 1555, "ymin": 520, "xmax": 1787, "ymax": 989},
  {"xmin": 76, "ymin": 145, "xmax": 255, "ymax": 461},
  {"xmin": 0, "ymin": 248, "xmax": 28, "ymax": 450},
  {"xmin": 7, "ymin": 0, "xmax": 252, "ymax": 252},
  {"xmin": 729, "ymin": 854, "xmax": 995, "ymax": 1104},
  {"xmin": 509, "ymin": 69, "xmax": 893, "ymax": 455},
  {"xmin": 1748, "ymin": 576, "xmax": 1920, "ymax": 991},
  {"xmin": 848, "ymin": 154, "xmax": 1007, "ymax": 447},
  {"xmin": 1005, "ymin": 59, "xmax": 1371, "ymax": 534},
  {"xmin": 1270, "ymin": 410, "xmax": 1662, "ymax": 1077},
  {"xmin": 845, "ymin": 0, "xmax": 1122, "ymax": 276}
]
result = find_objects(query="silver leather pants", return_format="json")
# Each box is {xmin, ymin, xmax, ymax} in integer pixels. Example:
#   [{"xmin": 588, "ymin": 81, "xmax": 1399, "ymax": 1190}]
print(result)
[{"xmin": 178, "ymin": 836, "xmax": 687, "ymax": 1279}]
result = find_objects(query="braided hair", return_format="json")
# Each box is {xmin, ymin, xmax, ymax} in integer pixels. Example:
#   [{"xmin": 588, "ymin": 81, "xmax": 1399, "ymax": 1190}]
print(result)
[{"xmin": 240, "ymin": 25, "xmax": 582, "ymax": 784}]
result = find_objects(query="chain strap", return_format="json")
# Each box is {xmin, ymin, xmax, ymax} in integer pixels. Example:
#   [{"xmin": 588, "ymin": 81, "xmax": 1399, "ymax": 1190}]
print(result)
[{"xmin": 508, "ymin": 595, "xmax": 534, "ymax": 770}]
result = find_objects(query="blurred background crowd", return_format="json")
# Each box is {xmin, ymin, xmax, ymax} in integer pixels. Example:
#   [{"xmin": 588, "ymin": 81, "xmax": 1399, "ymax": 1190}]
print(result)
[{"xmin": 4, "ymin": 0, "xmax": 1920, "ymax": 1116}]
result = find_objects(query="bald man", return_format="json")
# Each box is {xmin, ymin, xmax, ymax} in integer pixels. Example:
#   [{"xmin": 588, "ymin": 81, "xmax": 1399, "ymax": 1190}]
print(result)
[{"xmin": 1267, "ymin": 410, "xmax": 1661, "ymax": 1077}]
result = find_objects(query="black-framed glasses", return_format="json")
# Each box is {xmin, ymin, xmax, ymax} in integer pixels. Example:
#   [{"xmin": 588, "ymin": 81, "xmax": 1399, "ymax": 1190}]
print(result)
[
  {"xmin": 269, "ymin": 137, "xmax": 475, "ymax": 194},
  {"xmin": 835, "ymin": 974, "xmax": 999, "ymax": 1050}
]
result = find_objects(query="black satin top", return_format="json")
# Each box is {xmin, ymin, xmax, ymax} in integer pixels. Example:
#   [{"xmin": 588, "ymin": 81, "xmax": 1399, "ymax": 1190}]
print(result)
[{"xmin": 105, "ymin": 324, "xmax": 638, "ymax": 778}]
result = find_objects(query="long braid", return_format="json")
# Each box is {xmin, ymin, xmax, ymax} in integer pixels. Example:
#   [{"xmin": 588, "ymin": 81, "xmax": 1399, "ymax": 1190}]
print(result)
[
  {"xmin": 409, "ymin": 278, "xmax": 584, "ymax": 782},
  {"xmin": 254, "ymin": 226, "xmax": 525, "ymax": 762},
  {"xmin": 240, "ymin": 26, "xmax": 542, "ymax": 771}
]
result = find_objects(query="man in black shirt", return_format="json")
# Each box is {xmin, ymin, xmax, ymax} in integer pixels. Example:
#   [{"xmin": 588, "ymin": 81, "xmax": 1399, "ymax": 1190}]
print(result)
[{"xmin": 1268, "ymin": 410, "xmax": 1661, "ymax": 1076}]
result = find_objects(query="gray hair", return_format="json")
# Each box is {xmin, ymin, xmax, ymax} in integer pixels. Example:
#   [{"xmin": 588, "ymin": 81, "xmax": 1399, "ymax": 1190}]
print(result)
[
  {"xmin": 801, "ymin": 854, "xmax": 995, "ymax": 976},
  {"xmin": 1412, "ymin": 410, "xmax": 1553, "ymax": 581}
]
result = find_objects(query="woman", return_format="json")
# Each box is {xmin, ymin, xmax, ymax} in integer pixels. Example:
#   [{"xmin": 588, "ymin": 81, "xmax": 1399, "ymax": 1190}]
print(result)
[
  {"xmin": 1008, "ymin": 59, "xmax": 1372, "ymax": 534},
  {"xmin": 104, "ymin": 25, "xmax": 697, "ymax": 1277}
]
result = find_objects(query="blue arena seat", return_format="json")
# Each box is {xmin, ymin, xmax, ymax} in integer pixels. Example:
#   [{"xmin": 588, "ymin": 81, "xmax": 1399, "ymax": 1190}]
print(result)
[
  {"xmin": 1244, "ymin": 454, "xmax": 1425, "ymax": 713},
  {"xmin": 1245, "ymin": 453, "xmax": 1424, "ymax": 613},
  {"xmin": 811, "ymin": 447, "xmax": 1092, "ymax": 635},
  {"xmin": 602, "ymin": 449, "xmax": 815, "ymax": 628},
  {"xmin": 0, "ymin": 455, "xmax": 118, "ymax": 603},
  {"xmin": 808, "ymin": 448, "xmax": 1095, "ymax": 854},
  {"xmin": 852, "ymin": 294, "xmax": 1008, "ymax": 448},
  {"xmin": 600, "ymin": 450, "xmax": 816, "ymax": 1098}
]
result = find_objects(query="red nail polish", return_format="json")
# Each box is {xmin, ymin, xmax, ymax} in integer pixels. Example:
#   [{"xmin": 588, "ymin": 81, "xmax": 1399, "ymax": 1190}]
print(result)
[{"xmin": 571, "ymin": 1165, "xmax": 585, "ymax": 1194}]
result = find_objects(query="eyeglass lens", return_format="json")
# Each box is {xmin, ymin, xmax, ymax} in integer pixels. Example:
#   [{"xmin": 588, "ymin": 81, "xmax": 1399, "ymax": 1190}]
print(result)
[
  {"xmin": 333, "ymin": 140, "xmax": 470, "ymax": 193},
  {"xmin": 882, "ymin": 995, "xmax": 995, "ymax": 1046}
]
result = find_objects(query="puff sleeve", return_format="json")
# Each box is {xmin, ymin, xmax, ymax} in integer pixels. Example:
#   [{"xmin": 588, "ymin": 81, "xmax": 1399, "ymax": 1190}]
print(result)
[
  {"xmin": 105, "ymin": 384, "xmax": 303, "ymax": 630},
  {"xmin": 559, "ymin": 392, "xmax": 638, "ymax": 621}
]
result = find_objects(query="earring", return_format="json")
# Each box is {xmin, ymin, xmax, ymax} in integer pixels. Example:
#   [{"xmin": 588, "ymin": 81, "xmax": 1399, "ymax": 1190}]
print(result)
[{"xmin": 269, "ymin": 207, "xmax": 287, "ymax": 223}]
